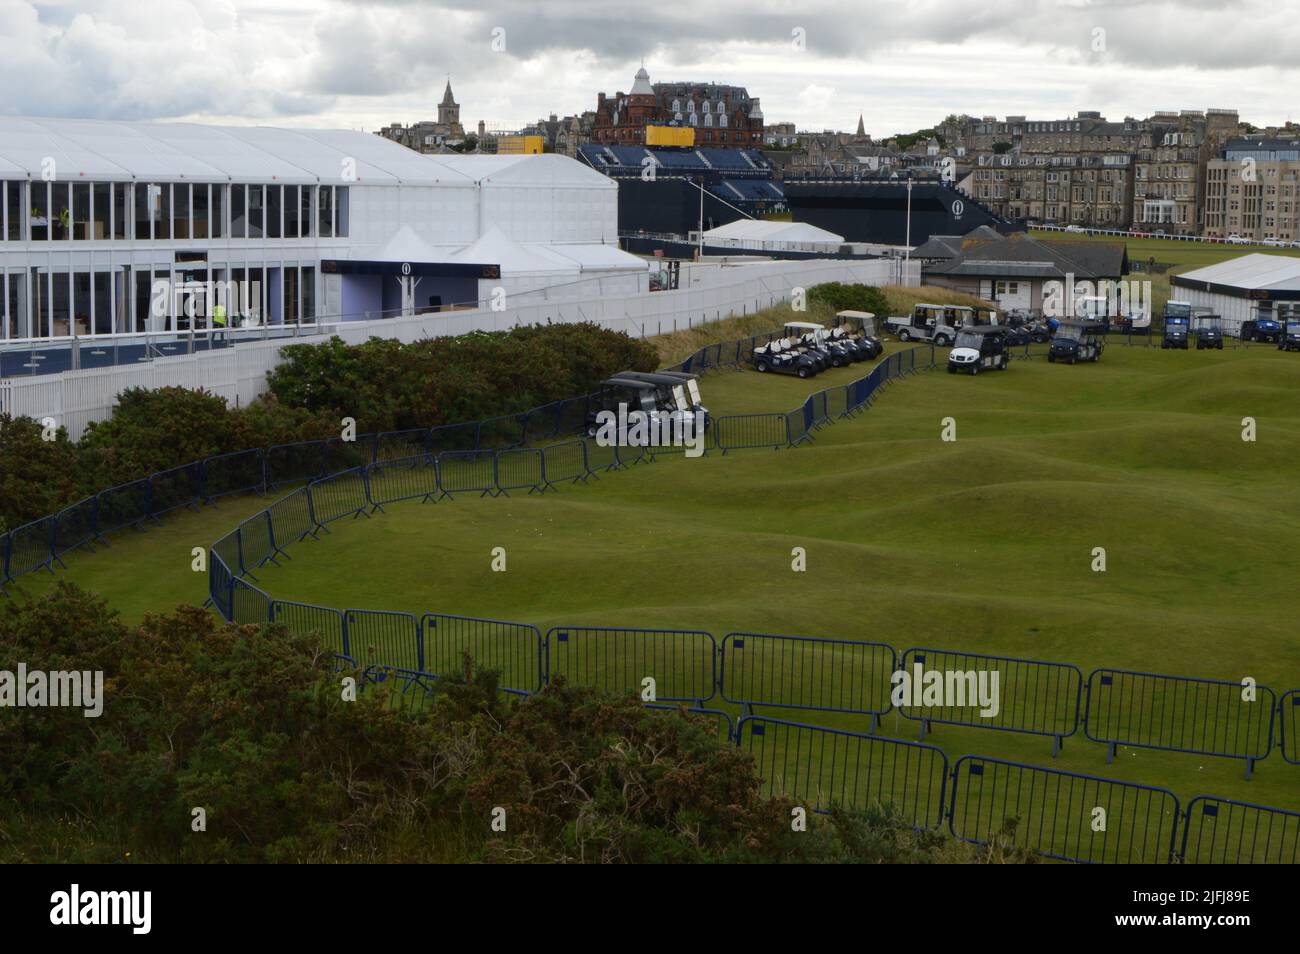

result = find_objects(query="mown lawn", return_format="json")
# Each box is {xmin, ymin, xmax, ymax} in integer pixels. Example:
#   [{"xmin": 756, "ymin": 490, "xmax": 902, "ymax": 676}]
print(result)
[{"xmin": 21, "ymin": 340, "xmax": 1300, "ymax": 819}]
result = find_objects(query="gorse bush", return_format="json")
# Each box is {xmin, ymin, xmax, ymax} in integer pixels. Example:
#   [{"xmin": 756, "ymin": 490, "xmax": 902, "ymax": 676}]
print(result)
[
  {"xmin": 807, "ymin": 282, "xmax": 892, "ymax": 316},
  {"xmin": 267, "ymin": 322, "xmax": 658, "ymax": 432},
  {"xmin": 0, "ymin": 584, "xmax": 1037, "ymax": 864},
  {"xmin": 0, "ymin": 322, "xmax": 656, "ymax": 530}
]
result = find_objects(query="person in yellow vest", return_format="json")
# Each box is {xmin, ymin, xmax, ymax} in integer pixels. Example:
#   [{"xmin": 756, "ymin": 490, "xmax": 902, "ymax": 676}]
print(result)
[{"xmin": 212, "ymin": 302, "xmax": 227, "ymax": 343}]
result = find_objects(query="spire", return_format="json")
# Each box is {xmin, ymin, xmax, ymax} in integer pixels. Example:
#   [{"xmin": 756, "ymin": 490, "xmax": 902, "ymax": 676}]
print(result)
[
  {"xmin": 856, "ymin": 113, "xmax": 866, "ymax": 137},
  {"xmin": 630, "ymin": 63, "xmax": 653, "ymax": 96},
  {"xmin": 441, "ymin": 78, "xmax": 457, "ymax": 107}
]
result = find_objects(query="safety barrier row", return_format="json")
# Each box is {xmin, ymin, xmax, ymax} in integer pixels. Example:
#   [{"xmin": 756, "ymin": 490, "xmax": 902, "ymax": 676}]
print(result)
[
  {"xmin": 207, "ymin": 444, "xmax": 1299, "ymax": 781},
  {"xmin": 3, "ymin": 340, "xmax": 934, "ymax": 588},
  {"xmin": 738, "ymin": 718, "xmax": 1300, "ymax": 864},
  {"xmin": 217, "ymin": 488, "xmax": 1300, "ymax": 782},
  {"xmin": 330, "ymin": 663, "xmax": 1300, "ymax": 864}
]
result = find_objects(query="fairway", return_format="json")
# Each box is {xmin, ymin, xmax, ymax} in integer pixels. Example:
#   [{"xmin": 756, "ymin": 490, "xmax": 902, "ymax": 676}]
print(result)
[{"xmin": 21, "ymin": 341, "xmax": 1300, "ymax": 821}]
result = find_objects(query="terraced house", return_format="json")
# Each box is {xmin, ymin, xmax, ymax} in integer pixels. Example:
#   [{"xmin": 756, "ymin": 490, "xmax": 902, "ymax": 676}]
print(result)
[{"xmin": 1203, "ymin": 137, "xmax": 1300, "ymax": 243}]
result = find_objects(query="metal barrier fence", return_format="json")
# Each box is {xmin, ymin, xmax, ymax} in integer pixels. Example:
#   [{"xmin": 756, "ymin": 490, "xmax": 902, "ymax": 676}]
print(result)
[
  {"xmin": 546, "ymin": 626, "xmax": 718, "ymax": 704},
  {"xmin": 899, "ymin": 648, "xmax": 1083, "ymax": 756},
  {"xmin": 738, "ymin": 717, "xmax": 951, "ymax": 830},
  {"xmin": 1083, "ymin": 669, "xmax": 1276, "ymax": 777},
  {"xmin": 721, "ymin": 632, "xmax": 895, "ymax": 726},
  {"xmin": 948, "ymin": 755, "xmax": 1182, "ymax": 864},
  {"xmin": 1281, "ymin": 689, "xmax": 1300, "ymax": 766},
  {"xmin": 200, "ymin": 467, "xmax": 1300, "ymax": 861},
  {"xmin": 1178, "ymin": 796, "xmax": 1300, "ymax": 864}
]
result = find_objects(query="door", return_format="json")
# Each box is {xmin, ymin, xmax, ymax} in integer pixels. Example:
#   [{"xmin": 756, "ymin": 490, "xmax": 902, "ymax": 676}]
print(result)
[{"xmin": 995, "ymin": 280, "xmax": 1031, "ymax": 311}]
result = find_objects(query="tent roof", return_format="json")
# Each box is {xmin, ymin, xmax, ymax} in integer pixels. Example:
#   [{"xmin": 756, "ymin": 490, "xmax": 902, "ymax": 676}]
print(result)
[
  {"xmin": 1174, "ymin": 253, "xmax": 1300, "ymax": 292},
  {"xmin": 702, "ymin": 219, "xmax": 844, "ymax": 243},
  {"xmin": 425, "ymin": 152, "xmax": 616, "ymax": 189},
  {"xmin": 0, "ymin": 117, "xmax": 476, "ymax": 186},
  {"xmin": 448, "ymin": 227, "xmax": 574, "ymax": 273},
  {"xmin": 368, "ymin": 225, "xmax": 447, "ymax": 263}
]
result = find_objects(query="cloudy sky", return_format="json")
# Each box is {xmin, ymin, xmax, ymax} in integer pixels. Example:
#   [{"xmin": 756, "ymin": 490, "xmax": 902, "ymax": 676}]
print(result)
[{"xmin": 3, "ymin": 0, "xmax": 1296, "ymax": 136}]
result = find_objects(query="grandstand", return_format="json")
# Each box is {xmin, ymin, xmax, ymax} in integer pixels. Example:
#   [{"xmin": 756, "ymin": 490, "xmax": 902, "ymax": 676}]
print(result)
[{"xmin": 578, "ymin": 144, "xmax": 786, "ymax": 233}]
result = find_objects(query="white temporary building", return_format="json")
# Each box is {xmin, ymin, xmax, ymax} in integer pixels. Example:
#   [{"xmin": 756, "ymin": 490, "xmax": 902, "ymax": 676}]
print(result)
[
  {"xmin": 0, "ymin": 117, "xmax": 643, "ymax": 342},
  {"xmin": 1170, "ymin": 253, "xmax": 1300, "ymax": 327},
  {"xmin": 700, "ymin": 219, "xmax": 845, "ymax": 251}
]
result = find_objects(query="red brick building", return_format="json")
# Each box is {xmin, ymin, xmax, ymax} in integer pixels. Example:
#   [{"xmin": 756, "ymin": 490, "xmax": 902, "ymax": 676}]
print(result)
[{"xmin": 592, "ymin": 66, "xmax": 764, "ymax": 148}]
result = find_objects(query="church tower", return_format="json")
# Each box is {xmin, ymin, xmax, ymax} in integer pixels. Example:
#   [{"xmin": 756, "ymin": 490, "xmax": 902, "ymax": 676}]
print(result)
[{"xmin": 438, "ymin": 79, "xmax": 462, "ymax": 134}]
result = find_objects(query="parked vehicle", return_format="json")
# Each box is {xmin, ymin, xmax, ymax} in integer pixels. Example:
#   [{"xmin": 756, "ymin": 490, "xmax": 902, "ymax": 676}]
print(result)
[
  {"xmin": 585, "ymin": 376, "xmax": 671, "ymax": 438},
  {"xmin": 750, "ymin": 337, "xmax": 822, "ymax": 377},
  {"xmin": 784, "ymin": 321, "xmax": 854, "ymax": 367},
  {"xmin": 1280, "ymin": 320, "xmax": 1300, "ymax": 352},
  {"xmin": 615, "ymin": 371, "xmax": 711, "ymax": 431},
  {"xmin": 1245, "ymin": 316, "xmax": 1282, "ymax": 342},
  {"xmin": 1064, "ymin": 224, "xmax": 1086, "ymax": 233},
  {"xmin": 1047, "ymin": 322, "xmax": 1104, "ymax": 364},
  {"xmin": 1003, "ymin": 325, "xmax": 1031, "ymax": 347},
  {"xmin": 833, "ymin": 310, "xmax": 885, "ymax": 359},
  {"xmin": 885, "ymin": 303, "xmax": 975, "ymax": 346},
  {"xmin": 947, "ymin": 327, "xmax": 1010, "ymax": 375},
  {"xmin": 1192, "ymin": 315, "xmax": 1225, "ymax": 350},
  {"xmin": 1226, "ymin": 233, "xmax": 1249, "ymax": 245},
  {"xmin": 1162, "ymin": 316, "xmax": 1190, "ymax": 349}
]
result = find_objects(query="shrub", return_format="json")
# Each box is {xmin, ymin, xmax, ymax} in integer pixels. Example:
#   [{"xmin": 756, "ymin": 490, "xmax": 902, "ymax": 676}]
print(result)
[
  {"xmin": 807, "ymin": 282, "xmax": 891, "ymax": 316},
  {"xmin": 0, "ymin": 414, "xmax": 80, "ymax": 533}
]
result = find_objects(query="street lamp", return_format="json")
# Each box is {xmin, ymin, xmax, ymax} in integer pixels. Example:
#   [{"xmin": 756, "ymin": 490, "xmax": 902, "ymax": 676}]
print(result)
[{"xmin": 904, "ymin": 174, "xmax": 914, "ymax": 275}]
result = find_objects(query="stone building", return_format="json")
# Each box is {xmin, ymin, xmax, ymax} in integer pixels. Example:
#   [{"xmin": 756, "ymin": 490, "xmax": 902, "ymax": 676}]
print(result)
[
  {"xmin": 1204, "ymin": 137, "xmax": 1300, "ymax": 242},
  {"xmin": 592, "ymin": 66, "xmax": 763, "ymax": 148}
]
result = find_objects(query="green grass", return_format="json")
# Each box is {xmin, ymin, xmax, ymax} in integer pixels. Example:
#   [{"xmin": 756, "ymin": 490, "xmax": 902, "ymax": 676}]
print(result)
[{"xmin": 14, "ymin": 342, "xmax": 1300, "ymax": 821}]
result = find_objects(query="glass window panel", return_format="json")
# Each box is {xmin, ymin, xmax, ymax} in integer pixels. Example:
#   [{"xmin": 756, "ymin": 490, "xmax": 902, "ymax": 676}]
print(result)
[
  {"xmin": 193, "ymin": 184, "xmax": 209, "ymax": 239},
  {"xmin": 211, "ymin": 184, "xmax": 225, "ymax": 238},
  {"xmin": 31, "ymin": 182, "xmax": 51, "ymax": 241},
  {"xmin": 318, "ymin": 185, "xmax": 334, "ymax": 238},
  {"xmin": 246, "ymin": 185, "xmax": 264, "ymax": 238},
  {"xmin": 72, "ymin": 183, "xmax": 91, "ymax": 240},
  {"xmin": 301, "ymin": 185, "xmax": 313, "ymax": 239},
  {"xmin": 267, "ymin": 185, "xmax": 282, "ymax": 238}
]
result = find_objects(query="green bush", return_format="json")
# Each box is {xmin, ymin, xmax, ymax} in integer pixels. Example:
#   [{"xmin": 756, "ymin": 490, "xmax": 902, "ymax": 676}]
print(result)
[
  {"xmin": 0, "ymin": 415, "xmax": 80, "ymax": 533},
  {"xmin": 267, "ymin": 322, "xmax": 658, "ymax": 432},
  {"xmin": 0, "ymin": 322, "xmax": 658, "ymax": 531},
  {"xmin": 0, "ymin": 585, "xmax": 1036, "ymax": 864},
  {"xmin": 807, "ymin": 282, "xmax": 891, "ymax": 316}
]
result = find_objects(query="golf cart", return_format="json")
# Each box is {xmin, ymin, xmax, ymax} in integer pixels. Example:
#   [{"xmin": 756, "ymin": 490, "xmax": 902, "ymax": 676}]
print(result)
[
  {"xmin": 1162, "ymin": 301, "xmax": 1191, "ymax": 349},
  {"xmin": 616, "ymin": 371, "xmax": 711, "ymax": 432},
  {"xmin": 750, "ymin": 336, "xmax": 822, "ymax": 378},
  {"xmin": 1047, "ymin": 321, "xmax": 1104, "ymax": 364},
  {"xmin": 784, "ymin": 321, "xmax": 853, "ymax": 368},
  {"xmin": 586, "ymin": 377, "xmax": 662, "ymax": 438},
  {"xmin": 1193, "ymin": 314, "xmax": 1225, "ymax": 350},
  {"xmin": 948, "ymin": 326, "xmax": 1010, "ymax": 375},
  {"xmin": 832, "ymin": 310, "xmax": 884, "ymax": 359},
  {"xmin": 1279, "ymin": 320, "xmax": 1300, "ymax": 352},
  {"xmin": 1245, "ymin": 315, "xmax": 1282, "ymax": 343},
  {"xmin": 885, "ymin": 303, "xmax": 974, "ymax": 346}
]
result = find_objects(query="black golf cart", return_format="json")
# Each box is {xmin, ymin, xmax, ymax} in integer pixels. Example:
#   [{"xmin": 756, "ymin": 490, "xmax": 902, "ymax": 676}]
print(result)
[
  {"xmin": 1047, "ymin": 321, "xmax": 1104, "ymax": 364},
  {"xmin": 947, "ymin": 326, "xmax": 1010, "ymax": 375}
]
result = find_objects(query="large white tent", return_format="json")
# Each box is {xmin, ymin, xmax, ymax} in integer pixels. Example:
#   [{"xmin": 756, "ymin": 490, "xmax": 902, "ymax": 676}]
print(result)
[
  {"xmin": 1171, "ymin": 253, "xmax": 1300, "ymax": 327},
  {"xmin": 0, "ymin": 116, "xmax": 646, "ymax": 341},
  {"xmin": 700, "ymin": 219, "xmax": 845, "ymax": 250}
]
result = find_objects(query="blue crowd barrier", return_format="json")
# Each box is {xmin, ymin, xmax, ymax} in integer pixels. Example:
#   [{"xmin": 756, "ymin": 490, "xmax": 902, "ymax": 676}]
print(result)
[
  {"xmin": 1178, "ymin": 795, "xmax": 1300, "ymax": 864},
  {"xmin": 495, "ymin": 448, "xmax": 545, "ymax": 495},
  {"xmin": 366, "ymin": 455, "xmax": 438, "ymax": 508},
  {"xmin": 713, "ymin": 413, "xmax": 790, "ymax": 452},
  {"xmin": 546, "ymin": 626, "xmax": 718, "ymax": 704},
  {"xmin": 738, "ymin": 717, "xmax": 950, "ymax": 830},
  {"xmin": 420, "ymin": 612, "xmax": 544, "ymax": 694},
  {"xmin": 344, "ymin": 609, "xmax": 421, "ymax": 671},
  {"xmin": 948, "ymin": 755, "xmax": 1182, "ymax": 864},
  {"xmin": 1282, "ymin": 690, "xmax": 1300, "ymax": 765},
  {"xmin": 899, "ymin": 648, "xmax": 1083, "ymax": 755},
  {"xmin": 201, "ymin": 448, "xmax": 265, "ymax": 501},
  {"xmin": 1084, "ymin": 668, "xmax": 1276, "ymax": 777},
  {"xmin": 266, "ymin": 440, "xmax": 327, "ymax": 488},
  {"xmin": 308, "ymin": 468, "xmax": 369, "ymax": 527},
  {"xmin": 271, "ymin": 600, "xmax": 347, "ymax": 657},
  {"xmin": 721, "ymin": 632, "xmax": 895, "ymax": 726}
]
